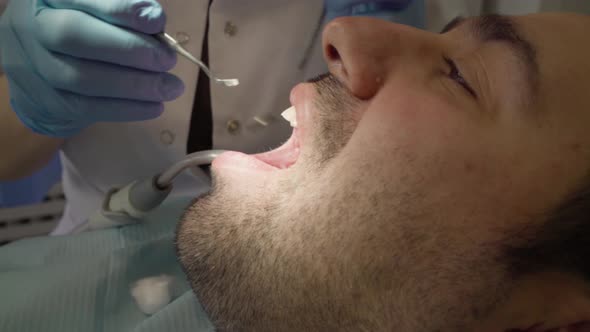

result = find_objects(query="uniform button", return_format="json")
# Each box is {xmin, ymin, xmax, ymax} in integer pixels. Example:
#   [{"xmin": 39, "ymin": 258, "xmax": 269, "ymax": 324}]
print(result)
[
  {"xmin": 160, "ymin": 130, "xmax": 175, "ymax": 145},
  {"xmin": 226, "ymin": 120, "xmax": 241, "ymax": 134},
  {"xmin": 175, "ymin": 32, "xmax": 190, "ymax": 45},
  {"xmin": 224, "ymin": 21, "xmax": 238, "ymax": 37}
]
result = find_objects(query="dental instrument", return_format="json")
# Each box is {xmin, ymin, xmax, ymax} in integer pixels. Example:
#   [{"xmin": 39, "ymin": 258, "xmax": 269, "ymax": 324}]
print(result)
[
  {"xmin": 71, "ymin": 149, "xmax": 227, "ymax": 234},
  {"xmin": 155, "ymin": 32, "xmax": 240, "ymax": 87}
]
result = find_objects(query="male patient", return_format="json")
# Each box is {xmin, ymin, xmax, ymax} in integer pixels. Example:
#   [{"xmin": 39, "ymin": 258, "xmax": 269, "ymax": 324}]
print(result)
[
  {"xmin": 176, "ymin": 13, "xmax": 590, "ymax": 332},
  {"xmin": 2, "ymin": 11, "xmax": 590, "ymax": 332}
]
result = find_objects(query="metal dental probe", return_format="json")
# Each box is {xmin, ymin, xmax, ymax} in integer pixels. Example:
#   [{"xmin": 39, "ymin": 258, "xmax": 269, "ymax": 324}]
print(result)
[{"xmin": 155, "ymin": 32, "xmax": 240, "ymax": 87}]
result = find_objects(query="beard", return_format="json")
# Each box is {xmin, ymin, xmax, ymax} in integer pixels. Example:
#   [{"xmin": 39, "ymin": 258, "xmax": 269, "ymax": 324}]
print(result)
[{"xmin": 175, "ymin": 74, "xmax": 512, "ymax": 332}]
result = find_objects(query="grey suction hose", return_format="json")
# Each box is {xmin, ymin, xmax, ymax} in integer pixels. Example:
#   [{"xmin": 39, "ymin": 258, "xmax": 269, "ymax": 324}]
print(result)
[
  {"xmin": 156, "ymin": 150, "xmax": 227, "ymax": 189},
  {"xmin": 128, "ymin": 150, "xmax": 228, "ymax": 212},
  {"xmin": 72, "ymin": 150, "xmax": 227, "ymax": 234}
]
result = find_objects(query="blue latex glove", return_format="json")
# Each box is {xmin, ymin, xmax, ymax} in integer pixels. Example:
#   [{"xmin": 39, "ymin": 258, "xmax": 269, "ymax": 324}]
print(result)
[{"xmin": 0, "ymin": 0, "xmax": 184, "ymax": 137}]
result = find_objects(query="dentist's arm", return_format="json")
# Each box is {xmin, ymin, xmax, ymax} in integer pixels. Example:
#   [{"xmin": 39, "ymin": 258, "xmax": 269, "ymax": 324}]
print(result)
[
  {"xmin": 0, "ymin": 0, "xmax": 185, "ymax": 179},
  {"xmin": 0, "ymin": 75, "xmax": 62, "ymax": 180}
]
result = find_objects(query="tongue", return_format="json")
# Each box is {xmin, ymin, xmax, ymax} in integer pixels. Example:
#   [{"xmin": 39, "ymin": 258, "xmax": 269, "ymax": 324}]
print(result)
[{"xmin": 212, "ymin": 129, "xmax": 300, "ymax": 173}]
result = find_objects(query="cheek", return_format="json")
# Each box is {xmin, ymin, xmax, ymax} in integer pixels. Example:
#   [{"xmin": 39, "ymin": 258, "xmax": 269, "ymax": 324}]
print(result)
[
  {"xmin": 345, "ymin": 91, "xmax": 522, "ymax": 209},
  {"xmin": 356, "ymin": 91, "xmax": 479, "ymax": 160}
]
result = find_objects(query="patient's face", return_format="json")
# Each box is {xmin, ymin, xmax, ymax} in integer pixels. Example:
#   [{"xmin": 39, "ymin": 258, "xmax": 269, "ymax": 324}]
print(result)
[{"xmin": 177, "ymin": 13, "xmax": 590, "ymax": 331}]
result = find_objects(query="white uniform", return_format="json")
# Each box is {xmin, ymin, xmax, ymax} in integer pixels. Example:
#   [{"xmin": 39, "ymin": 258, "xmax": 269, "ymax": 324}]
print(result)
[
  {"xmin": 3, "ymin": 0, "xmax": 580, "ymax": 234},
  {"xmin": 52, "ymin": 0, "xmax": 330, "ymax": 234}
]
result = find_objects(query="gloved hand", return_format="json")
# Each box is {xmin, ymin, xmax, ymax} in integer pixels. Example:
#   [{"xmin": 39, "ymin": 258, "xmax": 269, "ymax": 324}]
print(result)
[{"xmin": 0, "ymin": 0, "xmax": 184, "ymax": 137}]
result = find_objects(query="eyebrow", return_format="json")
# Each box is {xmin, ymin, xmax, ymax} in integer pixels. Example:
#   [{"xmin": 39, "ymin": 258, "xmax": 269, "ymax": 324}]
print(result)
[{"xmin": 442, "ymin": 15, "xmax": 540, "ymax": 104}]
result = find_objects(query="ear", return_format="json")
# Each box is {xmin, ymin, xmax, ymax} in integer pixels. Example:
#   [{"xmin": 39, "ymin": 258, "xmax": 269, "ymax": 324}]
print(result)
[{"xmin": 477, "ymin": 272, "xmax": 590, "ymax": 332}]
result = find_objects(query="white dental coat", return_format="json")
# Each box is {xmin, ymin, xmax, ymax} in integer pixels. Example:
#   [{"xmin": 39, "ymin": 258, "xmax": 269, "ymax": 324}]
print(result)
[{"xmin": 0, "ymin": 0, "xmax": 578, "ymax": 234}]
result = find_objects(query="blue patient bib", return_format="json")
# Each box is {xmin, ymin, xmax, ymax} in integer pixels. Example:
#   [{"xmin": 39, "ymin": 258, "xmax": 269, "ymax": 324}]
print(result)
[
  {"xmin": 325, "ymin": 0, "xmax": 425, "ymax": 28},
  {"xmin": 0, "ymin": 198, "xmax": 214, "ymax": 332}
]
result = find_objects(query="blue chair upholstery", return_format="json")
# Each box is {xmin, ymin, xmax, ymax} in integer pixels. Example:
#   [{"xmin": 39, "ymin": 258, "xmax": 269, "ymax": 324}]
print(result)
[{"xmin": 0, "ymin": 154, "xmax": 62, "ymax": 208}]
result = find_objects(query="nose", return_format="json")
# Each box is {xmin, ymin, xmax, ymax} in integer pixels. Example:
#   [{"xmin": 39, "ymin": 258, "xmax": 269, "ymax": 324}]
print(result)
[{"xmin": 322, "ymin": 17, "xmax": 402, "ymax": 100}]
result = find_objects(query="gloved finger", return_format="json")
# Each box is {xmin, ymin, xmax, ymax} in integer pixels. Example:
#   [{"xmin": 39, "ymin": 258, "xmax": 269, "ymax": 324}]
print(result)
[
  {"xmin": 34, "ymin": 7, "xmax": 175, "ymax": 72},
  {"xmin": 60, "ymin": 90, "xmax": 165, "ymax": 123},
  {"xmin": 42, "ymin": 0, "xmax": 166, "ymax": 34},
  {"xmin": 5, "ymin": 62, "xmax": 166, "ymax": 122},
  {"xmin": 6, "ymin": 75, "xmax": 164, "ymax": 137},
  {"xmin": 40, "ymin": 52, "xmax": 184, "ymax": 102}
]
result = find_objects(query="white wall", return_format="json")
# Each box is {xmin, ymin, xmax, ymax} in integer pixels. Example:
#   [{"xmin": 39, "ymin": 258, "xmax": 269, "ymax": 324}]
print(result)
[
  {"xmin": 485, "ymin": 0, "xmax": 590, "ymax": 15},
  {"xmin": 485, "ymin": 0, "xmax": 542, "ymax": 14},
  {"xmin": 426, "ymin": 0, "xmax": 590, "ymax": 33},
  {"xmin": 427, "ymin": 0, "xmax": 484, "ymax": 32},
  {"xmin": 540, "ymin": 0, "xmax": 590, "ymax": 13}
]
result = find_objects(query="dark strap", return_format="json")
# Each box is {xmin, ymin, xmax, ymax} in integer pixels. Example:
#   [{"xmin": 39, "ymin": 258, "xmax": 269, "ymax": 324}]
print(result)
[{"xmin": 186, "ymin": 0, "xmax": 214, "ymax": 154}]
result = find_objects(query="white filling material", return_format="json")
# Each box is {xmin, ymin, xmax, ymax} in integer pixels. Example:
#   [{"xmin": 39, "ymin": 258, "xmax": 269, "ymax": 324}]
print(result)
[
  {"xmin": 131, "ymin": 275, "xmax": 175, "ymax": 315},
  {"xmin": 281, "ymin": 106, "xmax": 297, "ymax": 128}
]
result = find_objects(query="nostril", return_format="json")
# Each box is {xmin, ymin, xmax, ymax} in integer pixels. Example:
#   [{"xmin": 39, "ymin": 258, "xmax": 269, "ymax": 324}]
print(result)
[{"xmin": 326, "ymin": 44, "xmax": 341, "ymax": 62}]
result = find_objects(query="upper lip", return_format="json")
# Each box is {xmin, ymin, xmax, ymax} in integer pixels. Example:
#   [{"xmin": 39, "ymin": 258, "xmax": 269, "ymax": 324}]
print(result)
[{"xmin": 289, "ymin": 83, "xmax": 315, "ymax": 148}]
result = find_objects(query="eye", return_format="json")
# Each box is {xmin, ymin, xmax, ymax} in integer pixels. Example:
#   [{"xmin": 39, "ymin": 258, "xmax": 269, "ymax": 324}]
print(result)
[{"xmin": 444, "ymin": 57, "xmax": 478, "ymax": 99}]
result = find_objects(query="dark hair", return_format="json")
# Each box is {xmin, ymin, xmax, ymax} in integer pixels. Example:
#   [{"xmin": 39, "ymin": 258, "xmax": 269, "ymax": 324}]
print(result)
[{"xmin": 506, "ymin": 185, "xmax": 590, "ymax": 282}]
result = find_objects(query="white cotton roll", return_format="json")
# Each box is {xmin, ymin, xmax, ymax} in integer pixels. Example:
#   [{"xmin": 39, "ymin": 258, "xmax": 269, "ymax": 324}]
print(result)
[
  {"xmin": 130, "ymin": 275, "xmax": 175, "ymax": 315},
  {"xmin": 281, "ymin": 106, "xmax": 297, "ymax": 128}
]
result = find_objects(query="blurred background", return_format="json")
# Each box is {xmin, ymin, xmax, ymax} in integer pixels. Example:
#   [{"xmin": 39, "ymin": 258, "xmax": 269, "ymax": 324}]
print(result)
[{"xmin": 1, "ymin": 0, "xmax": 589, "ymax": 244}]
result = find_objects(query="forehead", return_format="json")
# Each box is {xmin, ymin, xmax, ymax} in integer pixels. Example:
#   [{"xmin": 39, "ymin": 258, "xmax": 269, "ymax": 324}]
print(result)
[
  {"xmin": 494, "ymin": 13, "xmax": 590, "ymax": 123},
  {"xmin": 516, "ymin": 14, "xmax": 590, "ymax": 92}
]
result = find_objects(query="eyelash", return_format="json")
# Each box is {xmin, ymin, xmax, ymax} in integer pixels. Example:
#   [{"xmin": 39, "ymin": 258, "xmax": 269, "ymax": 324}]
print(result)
[{"xmin": 444, "ymin": 57, "xmax": 478, "ymax": 98}]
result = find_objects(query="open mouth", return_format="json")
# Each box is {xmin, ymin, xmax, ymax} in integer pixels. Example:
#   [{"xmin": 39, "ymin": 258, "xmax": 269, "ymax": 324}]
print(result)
[
  {"xmin": 211, "ymin": 84, "xmax": 312, "ymax": 174},
  {"xmin": 252, "ymin": 127, "xmax": 301, "ymax": 169},
  {"xmin": 211, "ymin": 116, "xmax": 301, "ymax": 173}
]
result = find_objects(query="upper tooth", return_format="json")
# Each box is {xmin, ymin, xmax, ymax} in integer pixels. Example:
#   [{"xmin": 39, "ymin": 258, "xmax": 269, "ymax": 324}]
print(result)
[{"xmin": 281, "ymin": 106, "xmax": 298, "ymax": 128}]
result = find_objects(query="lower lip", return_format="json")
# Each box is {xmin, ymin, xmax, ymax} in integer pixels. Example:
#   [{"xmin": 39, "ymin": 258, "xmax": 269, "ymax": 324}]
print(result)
[{"xmin": 211, "ymin": 128, "xmax": 300, "ymax": 173}]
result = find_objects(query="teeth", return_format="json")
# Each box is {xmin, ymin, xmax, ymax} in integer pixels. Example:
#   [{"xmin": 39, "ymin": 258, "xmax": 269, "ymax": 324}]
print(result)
[{"xmin": 281, "ymin": 106, "xmax": 297, "ymax": 128}]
